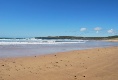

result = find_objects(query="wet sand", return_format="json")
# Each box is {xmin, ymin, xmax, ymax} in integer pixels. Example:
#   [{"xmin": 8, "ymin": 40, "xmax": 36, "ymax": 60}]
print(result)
[{"xmin": 0, "ymin": 47, "xmax": 118, "ymax": 80}]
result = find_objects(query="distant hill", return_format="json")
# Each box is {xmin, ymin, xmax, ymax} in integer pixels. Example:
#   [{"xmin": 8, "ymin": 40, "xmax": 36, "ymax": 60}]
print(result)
[
  {"xmin": 0, "ymin": 35, "xmax": 118, "ymax": 40},
  {"xmin": 35, "ymin": 35, "xmax": 118, "ymax": 40}
]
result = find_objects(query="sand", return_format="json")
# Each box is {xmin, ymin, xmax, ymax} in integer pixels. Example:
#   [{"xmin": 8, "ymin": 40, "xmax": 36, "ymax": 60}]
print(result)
[
  {"xmin": 105, "ymin": 40, "xmax": 118, "ymax": 42},
  {"xmin": 0, "ymin": 46, "xmax": 118, "ymax": 80},
  {"xmin": 103, "ymin": 38, "xmax": 118, "ymax": 42}
]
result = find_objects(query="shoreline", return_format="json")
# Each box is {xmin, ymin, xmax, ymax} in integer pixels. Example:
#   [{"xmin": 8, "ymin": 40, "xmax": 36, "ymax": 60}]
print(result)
[
  {"xmin": 0, "ymin": 46, "xmax": 116, "ymax": 59},
  {"xmin": 0, "ymin": 46, "xmax": 118, "ymax": 80},
  {"xmin": 103, "ymin": 40, "xmax": 118, "ymax": 42}
]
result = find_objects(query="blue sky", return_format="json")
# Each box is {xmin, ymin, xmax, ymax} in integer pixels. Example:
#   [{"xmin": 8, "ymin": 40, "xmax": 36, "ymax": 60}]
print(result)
[{"xmin": 0, "ymin": 0, "xmax": 118, "ymax": 37}]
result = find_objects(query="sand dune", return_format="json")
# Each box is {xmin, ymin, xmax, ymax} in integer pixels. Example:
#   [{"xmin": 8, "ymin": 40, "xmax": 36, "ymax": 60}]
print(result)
[{"xmin": 0, "ymin": 47, "xmax": 118, "ymax": 80}]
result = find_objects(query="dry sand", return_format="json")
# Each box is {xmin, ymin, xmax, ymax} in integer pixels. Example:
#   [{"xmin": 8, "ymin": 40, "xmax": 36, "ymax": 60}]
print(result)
[
  {"xmin": 0, "ymin": 47, "xmax": 118, "ymax": 80},
  {"xmin": 104, "ymin": 40, "xmax": 118, "ymax": 42},
  {"xmin": 103, "ymin": 38, "xmax": 118, "ymax": 42}
]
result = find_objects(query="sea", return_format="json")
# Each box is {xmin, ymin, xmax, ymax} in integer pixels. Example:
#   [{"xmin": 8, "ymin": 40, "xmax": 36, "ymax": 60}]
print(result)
[{"xmin": 0, "ymin": 39, "xmax": 118, "ymax": 58}]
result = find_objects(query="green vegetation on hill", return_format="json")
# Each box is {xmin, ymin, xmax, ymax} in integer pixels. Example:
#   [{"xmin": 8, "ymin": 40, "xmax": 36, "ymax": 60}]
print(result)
[
  {"xmin": 0, "ymin": 35, "xmax": 118, "ymax": 40},
  {"xmin": 35, "ymin": 35, "xmax": 118, "ymax": 40}
]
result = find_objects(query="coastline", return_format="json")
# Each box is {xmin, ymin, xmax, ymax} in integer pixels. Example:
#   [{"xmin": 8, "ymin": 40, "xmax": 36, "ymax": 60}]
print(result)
[
  {"xmin": 103, "ymin": 40, "xmax": 118, "ymax": 42},
  {"xmin": 0, "ymin": 46, "xmax": 118, "ymax": 80},
  {"xmin": 102, "ymin": 38, "xmax": 118, "ymax": 42}
]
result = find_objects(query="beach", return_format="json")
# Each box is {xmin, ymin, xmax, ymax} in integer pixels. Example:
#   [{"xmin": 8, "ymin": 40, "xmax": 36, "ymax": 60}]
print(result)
[
  {"xmin": 0, "ymin": 46, "xmax": 118, "ymax": 80},
  {"xmin": 104, "ymin": 39, "xmax": 118, "ymax": 42}
]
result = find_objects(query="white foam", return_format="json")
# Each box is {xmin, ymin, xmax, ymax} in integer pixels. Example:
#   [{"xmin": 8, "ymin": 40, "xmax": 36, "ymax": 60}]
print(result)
[{"xmin": 0, "ymin": 39, "xmax": 87, "ymax": 45}]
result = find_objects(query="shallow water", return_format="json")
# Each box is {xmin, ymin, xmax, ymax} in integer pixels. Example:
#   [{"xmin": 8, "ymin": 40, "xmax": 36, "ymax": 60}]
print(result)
[{"xmin": 0, "ymin": 40, "xmax": 118, "ymax": 58}]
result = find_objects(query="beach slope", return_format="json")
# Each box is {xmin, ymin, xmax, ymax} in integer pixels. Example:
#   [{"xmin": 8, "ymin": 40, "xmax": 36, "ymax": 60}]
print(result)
[{"xmin": 0, "ymin": 47, "xmax": 118, "ymax": 80}]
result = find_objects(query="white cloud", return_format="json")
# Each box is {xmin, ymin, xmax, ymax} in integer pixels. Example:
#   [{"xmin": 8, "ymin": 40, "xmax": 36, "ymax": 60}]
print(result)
[
  {"xmin": 94, "ymin": 27, "xmax": 102, "ymax": 31},
  {"xmin": 94, "ymin": 27, "xmax": 102, "ymax": 33},
  {"xmin": 108, "ymin": 29, "xmax": 115, "ymax": 34},
  {"xmin": 80, "ymin": 28, "xmax": 87, "ymax": 32}
]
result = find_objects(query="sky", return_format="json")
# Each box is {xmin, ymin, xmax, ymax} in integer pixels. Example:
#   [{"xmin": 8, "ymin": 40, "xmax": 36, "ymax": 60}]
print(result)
[{"xmin": 0, "ymin": 0, "xmax": 118, "ymax": 38}]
